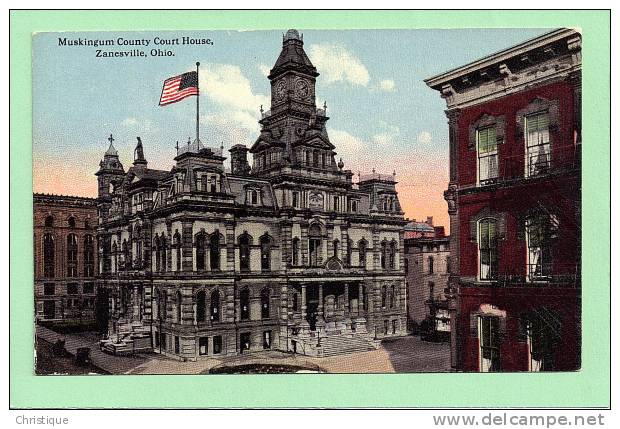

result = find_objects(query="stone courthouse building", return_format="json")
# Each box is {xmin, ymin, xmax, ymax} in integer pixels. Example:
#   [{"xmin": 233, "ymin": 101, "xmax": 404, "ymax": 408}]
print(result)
[
  {"xmin": 33, "ymin": 193, "xmax": 99, "ymax": 325},
  {"xmin": 96, "ymin": 29, "xmax": 408, "ymax": 359}
]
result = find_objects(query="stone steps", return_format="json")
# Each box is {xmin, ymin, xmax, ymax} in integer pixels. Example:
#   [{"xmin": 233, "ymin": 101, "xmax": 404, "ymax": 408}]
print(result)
[{"xmin": 319, "ymin": 335, "xmax": 375, "ymax": 357}]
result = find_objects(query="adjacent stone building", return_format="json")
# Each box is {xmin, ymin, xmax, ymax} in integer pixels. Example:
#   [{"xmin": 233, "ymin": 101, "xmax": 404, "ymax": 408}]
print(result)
[
  {"xmin": 426, "ymin": 28, "xmax": 581, "ymax": 371},
  {"xmin": 33, "ymin": 193, "xmax": 99, "ymax": 327},
  {"xmin": 96, "ymin": 29, "xmax": 408, "ymax": 360},
  {"xmin": 404, "ymin": 218, "xmax": 450, "ymax": 338}
]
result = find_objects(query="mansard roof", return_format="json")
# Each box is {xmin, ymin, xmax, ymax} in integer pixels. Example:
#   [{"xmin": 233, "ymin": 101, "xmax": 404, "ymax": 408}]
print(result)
[
  {"xmin": 227, "ymin": 176, "xmax": 278, "ymax": 208},
  {"xmin": 269, "ymin": 30, "xmax": 318, "ymax": 79}
]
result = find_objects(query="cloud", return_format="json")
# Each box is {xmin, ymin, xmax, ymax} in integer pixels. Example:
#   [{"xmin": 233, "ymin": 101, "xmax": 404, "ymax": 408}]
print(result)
[
  {"xmin": 308, "ymin": 43, "xmax": 370, "ymax": 86},
  {"xmin": 258, "ymin": 64, "xmax": 271, "ymax": 77},
  {"xmin": 121, "ymin": 117, "xmax": 138, "ymax": 126},
  {"xmin": 372, "ymin": 124, "xmax": 400, "ymax": 146},
  {"xmin": 121, "ymin": 117, "xmax": 155, "ymax": 133},
  {"xmin": 378, "ymin": 79, "xmax": 396, "ymax": 92},
  {"xmin": 197, "ymin": 63, "xmax": 269, "ymax": 146},
  {"xmin": 328, "ymin": 128, "xmax": 365, "ymax": 153},
  {"xmin": 417, "ymin": 131, "xmax": 433, "ymax": 145}
]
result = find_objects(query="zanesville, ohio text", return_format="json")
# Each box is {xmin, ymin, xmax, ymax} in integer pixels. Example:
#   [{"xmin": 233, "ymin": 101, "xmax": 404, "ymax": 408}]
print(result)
[{"xmin": 58, "ymin": 36, "xmax": 213, "ymax": 58}]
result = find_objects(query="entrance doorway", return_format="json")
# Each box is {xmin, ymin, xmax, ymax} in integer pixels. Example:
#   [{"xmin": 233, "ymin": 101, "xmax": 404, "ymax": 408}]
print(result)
[{"xmin": 307, "ymin": 303, "xmax": 318, "ymax": 330}]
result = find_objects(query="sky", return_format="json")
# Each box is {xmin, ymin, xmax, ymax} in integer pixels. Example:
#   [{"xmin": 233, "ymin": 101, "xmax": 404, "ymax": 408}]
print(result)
[{"xmin": 33, "ymin": 28, "xmax": 550, "ymax": 230}]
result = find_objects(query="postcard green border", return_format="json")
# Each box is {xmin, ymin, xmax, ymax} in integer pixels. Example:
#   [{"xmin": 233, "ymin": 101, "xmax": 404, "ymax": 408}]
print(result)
[{"xmin": 9, "ymin": 10, "xmax": 611, "ymax": 409}]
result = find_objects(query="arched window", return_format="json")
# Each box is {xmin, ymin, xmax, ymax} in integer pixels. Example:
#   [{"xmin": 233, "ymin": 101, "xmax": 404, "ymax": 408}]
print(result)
[
  {"xmin": 381, "ymin": 285, "xmax": 387, "ymax": 308},
  {"xmin": 309, "ymin": 224, "xmax": 322, "ymax": 267},
  {"xmin": 176, "ymin": 290, "xmax": 182, "ymax": 323},
  {"xmin": 292, "ymin": 237, "xmax": 300, "ymax": 266},
  {"xmin": 381, "ymin": 241, "xmax": 387, "ymax": 269},
  {"xmin": 333, "ymin": 239, "xmax": 339, "ymax": 259},
  {"xmin": 389, "ymin": 241, "xmax": 397, "ymax": 269},
  {"xmin": 84, "ymin": 235, "xmax": 94, "ymax": 277},
  {"xmin": 292, "ymin": 292, "xmax": 299, "ymax": 312},
  {"xmin": 210, "ymin": 233, "xmax": 221, "ymax": 271},
  {"xmin": 239, "ymin": 233, "xmax": 251, "ymax": 272},
  {"xmin": 525, "ymin": 213, "xmax": 554, "ymax": 281},
  {"xmin": 210, "ymin": 290, "xmax": 220, "ymax": 322},
  {"xmin": 260, "ymin": 234, "xmax": 271, "ymax": 271},
  {"xmin": 45, "ymin": 216, "xmax": 53, "ymax": 227},
  {"xmin": 390, "ymin": 285, "xmax": 396, "ymax": 308},
  {"xmin": 174, "ymin": 231, "xmax": 181, "ymax": 271},
  {"xmin": 261, "ymin": 288, "xmax": 270, "ymax": 319},
  {"xmin": 68, "ymin": 217, "xmax": 76, "ymax": 228},
  {"xmin": 428, "ymin": 255, "xmax": 434, "ymax": 274},
  {"xmin": 154, "ymin": 236, "xmax": 161, "ymax": 272},
  {"xmin": 358, "ymin": 239, "xmax": 367, "ymax": 268},
  {"xmin": 43, "ymin": 233, "xmax": 55, "ymax": 278},
  {"xmin": 195, "ymin": 233, "xmax": 206, "ymax": 271},
  {"xmin": 240, "ymin": 288, "xmax": 250, "ymax": 320},
  {"xmin": 160, "ymin": 236, "xmax": 167, "ymax": 272},
  {"xmin": 196, "ymin": 290, "xmax": 206, "ymax": 322},
  {"xmin": 67, "ymin": 233, "xmax": 78, "ymax": 277},
  {"xmin": 478, "ymin": 218, "xmax": 498, "ymax": 280}
]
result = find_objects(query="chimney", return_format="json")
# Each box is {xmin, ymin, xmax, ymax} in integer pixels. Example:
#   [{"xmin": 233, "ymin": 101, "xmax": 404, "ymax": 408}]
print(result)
[
  {"xmin": 426, "ymin": 216, "xmax": 433, "ymax": 226},
  {"xmin": 229, "ymin": 144, "xmax": 250, "ymax": 176}
]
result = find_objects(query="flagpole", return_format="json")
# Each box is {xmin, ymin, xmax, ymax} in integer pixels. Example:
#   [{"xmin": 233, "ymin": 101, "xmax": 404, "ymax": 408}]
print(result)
[{"xmin": 196, "ymin": 62, "xmax": 200, "ymax": 144}]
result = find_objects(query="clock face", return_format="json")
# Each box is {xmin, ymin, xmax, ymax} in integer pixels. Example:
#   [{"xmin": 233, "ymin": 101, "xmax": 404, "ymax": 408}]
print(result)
[
  {"xmin": 275, "ymin": 80, "xmax": 287, "ymax": 101},
  {"xmin": 295, "ymin": 79, "xmax": 310, "ymax": 99}
]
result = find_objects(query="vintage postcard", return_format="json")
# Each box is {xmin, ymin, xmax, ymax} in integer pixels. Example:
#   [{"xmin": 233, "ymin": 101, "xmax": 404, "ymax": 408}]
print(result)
[
  {"xmin": 31, "ymin": 27, "xmax": 583, "ymax": 376},
  {"xmin": 9, "ymin": 9, "xmax": 611, "ymax": 411}
]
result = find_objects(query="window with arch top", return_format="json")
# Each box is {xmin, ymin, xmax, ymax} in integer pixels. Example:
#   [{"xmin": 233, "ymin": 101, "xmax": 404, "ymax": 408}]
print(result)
[
  {"xmin": 261, "ymin": 288, "xmax": 270, "ymax": 319},
  {"xmin": 240, "ymin": 288, "xmax": 250, "ymax": 320},
  {"xmin": 210, "ymin": 233, "xmax": 220, "ymax": 271},
  {"xmin": 210, "ymin": 289, "xmax": 221, "ymax": 322},
  {"xmin": 260, "ymin": 234, "xmax": 272, "ymax": 271},
  {"xmin": 239, "ymin": 233, "xmax": 251, "ymax": 271}
]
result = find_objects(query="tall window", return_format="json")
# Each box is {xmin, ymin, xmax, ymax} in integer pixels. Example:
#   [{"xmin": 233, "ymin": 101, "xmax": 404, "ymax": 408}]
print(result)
[
  {"xmin": 251, "ymin": 190, "xmax": 258, "ymax": 205},
  {"xmin": 525, "ymin": 112, "xmax": 551, "ymax": 177},
  {"xmin": 390, "ymin": 285, "xmax": 395, "ymax": 308},
  {"xmin": 196, "ymin": 233, "xmax": 206, "ymax": 271},
  {"xmin": 210, "ymin": 290, "xmax": 220, "ymax": 322},
  {"xmin": 210, "ymin": 234, "xmax": 220, "ymax": 271},
  {"xmin": 239, "ymin": 234, "xmax": 251, "ymax": 272},
  {"xmin": 196, "ymin": 290, "xmax": 206, "ymax": 322},
  {"xmin": 175, "ymin": 290, "xmax": 182, "ymax": 323},
  {"xmin": 260, "ymin": 234, "xmax": 271, "ymax": 271},
  {"xmin": 478, "ymin": 218, "xmax": 498, "ymax": 281},
  {"xmin": 359, "ymin": 239, "xmax": 367, "ymax": 268},
  {"xmin": 240, "ymin": 289, "xmax": 250, "ymax": 320},
  {"xmin": 83, "ymin": 235, "xmax": 94, "ymax": 277},
  {"xmin": 477, "ymin": 126, "xmax": 498, "ymax": 184},
  {"xmin": 428, "ymin": 255, "xmax": 434, "ymax": 274},
  {"xmin": 261, "ymin": 288, "xmax": 270, "ymax": 319},
  {"xmin": 479, "ymin": 316, "xmax": 501, "ymax": 372},
  {"xmin": 527, "ymin": 316, "xmax": 554, "ymax": 372},
  {"xmin": 381, "ymin": 285, "xmax": 387, "ymax": 308},
  {"xmin": 292, "ymin": 238, "xmax": 300, "ymax": 266},
  {"xmin": 174, "ymin": 232, "xmax": 181, "ymax": 271},
  {"xmin": 45, "ymin": 216, "xmax": 54, "ymax": 227},
  {"xmin": 66, "ymin": 234, "xmax": 78, "ymax": 277},
  {"xmin": 381, "ymin": 241, "xmax": 387, "ymax": 269},
  {"xmin": 428, "ymin": 281, "xmax": 435, "ymax": 300},
  {"xmin": 389, "ymin": 241, "xmax": 396, "ymax": 269},
  {"xmin": 332, "ymin": 239, "xmax": 339, "ymax": 259},
  {"xmin": 209, "ymin": 176, "xmax": 217, "ymax": 193},
  {"xmin": 526, "ymin": 214, "xmax": 554, "ymax": 281},
  {"xmin": 154, "ymin": 236, "xmax": 161, "ymax": 272},
  {"xmin": 309, "ymin": 225, "xmax": 321, "ymax": 267},
  {"xmin": 292, "ymin": 191, "xmax": 299, "ymax": 208},
  {"xmin": 333, "ymin": 196, "xmax": 340, "ymax": 212},
  {"xmin": 160, "ymin": 237, "xmax": 167, "ymax": 272},
  {"xmin": 292, "ymin": 293, "xmax": 299, "ymax": 312}
]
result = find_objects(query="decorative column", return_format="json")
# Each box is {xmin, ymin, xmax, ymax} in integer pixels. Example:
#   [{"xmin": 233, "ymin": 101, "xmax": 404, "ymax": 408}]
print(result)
[
  {"xmin": 342, "ymin": 283, "xmax": 351, "ymax": 332},
  {"xmin": 316, "ymin": 283, "xmax": 325, "ymax": 334},
  {"xmin": 300, "ymin": 283, "xmax": 309, "ymax": 334},
  {"xmin": 356, "ymin": 283, "xmax": 367, "ymax": 333}
]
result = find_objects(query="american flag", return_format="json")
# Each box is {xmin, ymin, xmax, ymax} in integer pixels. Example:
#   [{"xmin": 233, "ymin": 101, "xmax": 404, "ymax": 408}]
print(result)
[{"xmin": 159, "ymin": 71, "xmax": 199, "ymax": 106}]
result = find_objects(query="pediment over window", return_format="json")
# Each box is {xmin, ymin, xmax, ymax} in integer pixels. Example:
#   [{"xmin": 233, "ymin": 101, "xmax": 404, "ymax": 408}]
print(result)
[
  {"xmin": 324, "ymin": 256, "xmax": 344, "ymax": 271},
  {"xmin": 516, "ymin": 96, "xmax": 560, "ymax": 137},
  {"xmin": 468, "ymin": 113, "xmax": 505, "ymax": 150}
]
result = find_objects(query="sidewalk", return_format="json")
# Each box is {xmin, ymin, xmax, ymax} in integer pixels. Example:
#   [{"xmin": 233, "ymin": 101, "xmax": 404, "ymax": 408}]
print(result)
[{"xmin": 36, "ymin": 325, "xmax": 147, "ymax": 374}]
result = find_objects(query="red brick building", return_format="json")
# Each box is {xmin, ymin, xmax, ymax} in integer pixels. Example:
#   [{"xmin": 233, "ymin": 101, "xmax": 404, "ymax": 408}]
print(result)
[
  {"xmin": 34, "ymin": 193, "xmax": 100, "ymax": 327},
  {"xmin": 426, "ymin": 29, "xmax": 581, "ymax": 371}
]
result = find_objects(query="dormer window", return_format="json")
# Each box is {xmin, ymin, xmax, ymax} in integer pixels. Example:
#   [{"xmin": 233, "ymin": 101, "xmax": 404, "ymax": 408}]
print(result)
[
  {"xmin": 209, "ymin": 176, "xmax": 217, "ymax": 193},
  {"xmin": 251, "ymin": 190, "xmax": 258, "ymax": 205}
]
